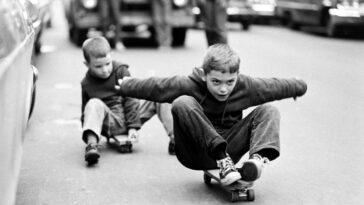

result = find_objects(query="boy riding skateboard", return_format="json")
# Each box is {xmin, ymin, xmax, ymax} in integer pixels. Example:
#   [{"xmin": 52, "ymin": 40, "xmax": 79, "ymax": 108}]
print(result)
[
  {"xmin": 80, "ymin": 37, "xmax": 140, "ymax": 165},
  {"xmin": 80, "ymin": 37, "xmax": 175, "ymax": 165},
  {"xmin": 116, "ymin": 44, "xmax": 307, "ymax": 186}
]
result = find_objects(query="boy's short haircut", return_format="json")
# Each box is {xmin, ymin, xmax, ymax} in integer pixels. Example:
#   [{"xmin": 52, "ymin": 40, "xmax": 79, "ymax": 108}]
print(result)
[
  {"xmin": 82, "ymin": 36, "xmax": 111, "ymax": 63},
  {"xmin": 202, "ymin": 44, "xmax": 240, "ymax": 74}
]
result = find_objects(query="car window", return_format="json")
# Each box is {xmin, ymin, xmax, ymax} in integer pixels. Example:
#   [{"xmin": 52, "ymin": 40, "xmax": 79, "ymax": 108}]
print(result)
[{"xmin": 0, "ymin": 0, "xmax": 30, "ymax": 59}]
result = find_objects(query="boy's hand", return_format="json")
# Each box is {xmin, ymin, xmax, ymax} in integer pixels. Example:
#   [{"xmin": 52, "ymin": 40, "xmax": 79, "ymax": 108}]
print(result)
[
  {"xmin": 114, "ymin": 77, "xmax": 132, "ymax": 91},
  {"xmin": 128, "ymin": 128, "xmax": 139, "ymax": 142}
]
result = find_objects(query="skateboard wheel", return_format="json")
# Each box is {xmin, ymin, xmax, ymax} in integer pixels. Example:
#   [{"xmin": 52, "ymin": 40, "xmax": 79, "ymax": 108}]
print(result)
[
  {"xmin": 231, "ymin": 191, "xmax": 239, "ymax": 202},
  {"xmin": 119, "ymin": 144, "xmax": 132, "ymax": 153},
  {"xmin": 247, "ymin": 189, "xmax": 255, "ymax": 201},
  {"xmin": 203, "ymin": 173, "xmax": 212, "ymax": 186}
]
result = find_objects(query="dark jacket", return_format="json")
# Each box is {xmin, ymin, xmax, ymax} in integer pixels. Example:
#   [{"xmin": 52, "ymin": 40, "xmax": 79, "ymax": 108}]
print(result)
[
  {"xmin": 81, "ymin": 61, "xmax": 141, "ymax": 130},
  {"xmin": 119, "ymin": 68, "xmax": 307, "ymax": 129}
]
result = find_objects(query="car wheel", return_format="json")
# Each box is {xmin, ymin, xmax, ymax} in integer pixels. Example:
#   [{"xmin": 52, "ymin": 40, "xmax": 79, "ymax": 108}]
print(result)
[
  {"xmin": 241, "ymin": 21, "xmax": 251, "ymax": 31},
  {"xmin": 28, "ymin": 86, "xmax": 36, "ymax": 119},
  {"xmin": 172, "ymin": 27, "xmax": 187, "ymax": 47},
  {"xmin": 148, "ymin": 27, "xmax": 159, "ymax": 47},
  {"xmin": 283, "ymin": 12, "xmax": 300, "ymax": 30},
  {"xmin": 326, "ymin": 18, "xmax": 341, "ymax": 38},
  {"xmin": 34, "ymin": 41, "xmax": 41, "ymax": 55}
]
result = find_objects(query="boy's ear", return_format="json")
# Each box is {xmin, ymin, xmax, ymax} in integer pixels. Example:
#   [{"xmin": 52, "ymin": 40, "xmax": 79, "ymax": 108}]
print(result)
[{"xmin": 196, "ymin": 67, "xmax": 206, "ymax": 82}]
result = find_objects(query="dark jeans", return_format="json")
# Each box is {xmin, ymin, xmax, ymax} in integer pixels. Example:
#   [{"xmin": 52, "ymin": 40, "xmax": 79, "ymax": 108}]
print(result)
[
  {"xmin": 152, "ymin": 0, "xmax": 172, "ymax": 47},
  {"xmin": 171, "ymin": 95, "xmax": 280, "ymax": 170},
  {"xmin": 198, "ymin": 0, "xmax": 228, "ymax": 46},
  {"xmin": 99, "ymin": 0, "xmax": 122, "ymax": 42}
]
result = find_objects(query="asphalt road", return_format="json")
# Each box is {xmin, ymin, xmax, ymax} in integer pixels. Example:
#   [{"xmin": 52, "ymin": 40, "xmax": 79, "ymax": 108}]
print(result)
[{"xmin": 16, "ymin": 0, "xmax": 364, "ymax": 204}]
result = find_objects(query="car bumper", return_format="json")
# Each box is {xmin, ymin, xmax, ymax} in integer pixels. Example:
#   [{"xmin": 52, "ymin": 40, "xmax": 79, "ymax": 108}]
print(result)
[
  {"xmin": 251, "ymin": 5, "xmax": 276, "ymax": 17},
  {"xmin": 73, "ymin": 10, "xmax": 195, "ymax": 29},
  {"xmin": 227, "ymin": 7, "xmax": 254, "ymax": 21},
  {"xmin": 329, "ymin": 8, "xmax": 364, "ymax": 26}
]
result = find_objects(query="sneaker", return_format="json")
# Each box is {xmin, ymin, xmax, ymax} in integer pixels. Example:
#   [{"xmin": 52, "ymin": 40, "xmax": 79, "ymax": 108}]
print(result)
[
  {"xmin": 168, "ymin": 140, "xmax": 176, "ymax": 155},
  {"xmin": 128, "ymin": 134, "xmax": 139, "ymax": 143},
  {"xmin": 85, "ymin": 143, "xmax": 100, "ymax": 164},
  {"xmin": 217, "ymin": 155, "xmax": 241, "ymax": 186},
  {"xmin": 239, "ymin": 154, "xmax": 269, "ymax": 182}
]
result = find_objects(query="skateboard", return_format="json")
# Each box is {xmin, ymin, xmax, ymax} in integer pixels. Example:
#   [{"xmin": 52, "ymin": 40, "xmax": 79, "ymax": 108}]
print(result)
[
  {"xmin": 107, "ymin": 135, "xmax": 136, "ymax": 153},
  {"xmin": 203, "ymin": 169, "xmax": 255, "ymax": 202}
]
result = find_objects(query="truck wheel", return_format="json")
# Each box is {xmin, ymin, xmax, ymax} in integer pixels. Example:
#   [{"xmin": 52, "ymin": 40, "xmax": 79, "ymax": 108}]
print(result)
[
  {"xmin": 284, "ymin": 12, "xmax": 300, "ymax": 30},
  {"xmin": 288, "ymin": 19, "xmax": 300, "ymax": 30},
  {"xmin": 172, "ymin": 28, "xmax": 187, "ymax": 47},
  {"xmin": 148, "ymin": 27, "xmax": 160, "ymax": 47}
]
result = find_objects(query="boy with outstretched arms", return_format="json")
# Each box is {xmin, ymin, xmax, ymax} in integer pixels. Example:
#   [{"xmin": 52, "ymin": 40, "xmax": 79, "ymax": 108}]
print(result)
[{"xmin": 116, "ymin": 44, "xmax": 307, "ymax": 185}]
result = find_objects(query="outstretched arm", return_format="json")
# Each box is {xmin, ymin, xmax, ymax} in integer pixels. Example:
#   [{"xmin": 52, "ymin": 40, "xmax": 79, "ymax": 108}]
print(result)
[
  {"xmin": 115, "ymin": 76, "xmax": 191, "ymax": 103},
  {"xmin": 248, "ymin": 77, "xmax": 307, "ymax": 106}
]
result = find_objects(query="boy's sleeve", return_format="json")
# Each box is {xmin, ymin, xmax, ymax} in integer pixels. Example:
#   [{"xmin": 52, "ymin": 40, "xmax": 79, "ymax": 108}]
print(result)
[
  {"xmin": 249, "ymin": 77, "xmax": 307, "ymax": 106},
  {"xmin": 123, "ymin": 97, "xmax": 141, "ymax": 130},
  {"xmin": 119, "ymin": 76, "xmax": 190, "ymax": 103},
  {"xmin": 116, "ymin": 64, "xmax": 141, "ymax": 130}
]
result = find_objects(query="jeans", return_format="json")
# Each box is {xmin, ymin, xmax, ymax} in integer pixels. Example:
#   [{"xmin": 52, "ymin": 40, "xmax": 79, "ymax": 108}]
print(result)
[
  {"xmin": 152, "ymin": 0, "xmax": 172, "ymax": 47},
  {"xmin": 99, "ymin": 0, "xmax": 122, "ymax": 42},
  {"xmin": 139, "ymin": 100, "xmax": 173, "ymax": 137},
  {"xmin": 171, "ymin": 95, "xmax": 280, "ymax": 170},
  {"xmin": 82, "ymin": 98, "xmax": 127, "ymax": 142},
  {"xmin": 82, "ymin": 99, "xmax": 173, "ymax": 142},
  {"xmin": 198, "ymin": 0, "xmax": 228, "ymax": 46}
]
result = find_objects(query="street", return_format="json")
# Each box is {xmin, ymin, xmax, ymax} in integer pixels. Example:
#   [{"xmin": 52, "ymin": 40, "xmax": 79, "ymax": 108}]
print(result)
[{"xmin": 16, "ymin": 0, "xmax": 364, "ymax": 204}]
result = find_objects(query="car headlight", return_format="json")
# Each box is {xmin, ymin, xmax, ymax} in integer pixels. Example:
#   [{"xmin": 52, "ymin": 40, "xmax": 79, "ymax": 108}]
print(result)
[
  {"xmin": 81, "ymin": 0, "xmax": 98, "ymax": 9},
  {"xmin": 192, "ymin": 7, "xmax": 200, "ymax": 15},
  {"xmin": 173, "ymin": 0, "xmax": 188, "ymax": 7}
]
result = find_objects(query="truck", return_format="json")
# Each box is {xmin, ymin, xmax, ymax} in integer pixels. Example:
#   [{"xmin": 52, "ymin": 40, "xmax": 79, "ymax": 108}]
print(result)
[
  {"xmin": 64, "ymin": 0, "xmax": 196, "ymax": 47},
  {"xmin": 275, "ymin": 0, "xmax": 364, "ymax": 37}
]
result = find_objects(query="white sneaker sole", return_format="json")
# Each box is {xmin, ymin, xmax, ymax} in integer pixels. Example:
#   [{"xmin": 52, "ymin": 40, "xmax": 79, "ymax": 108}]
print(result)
[{"xmin": 220, "ymin": 171, "xmax": 241, "ymax": 186}]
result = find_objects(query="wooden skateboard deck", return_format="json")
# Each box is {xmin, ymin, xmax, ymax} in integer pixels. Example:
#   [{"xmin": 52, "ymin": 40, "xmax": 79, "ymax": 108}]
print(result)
[
  {"xmin": 107, "ymin": 135, "xmax": 136, "ymax": 153},
  {"xmin": 203, "ymin": 169, "xmax": 255, "ymax": 202}
]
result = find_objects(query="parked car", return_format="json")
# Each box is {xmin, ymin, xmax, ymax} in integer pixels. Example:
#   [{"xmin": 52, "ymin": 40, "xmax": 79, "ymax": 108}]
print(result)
[
  {"xmin": 275, "ymin": 0, "xmax": 364, "ymax": 37},
  {"xmin": 193, "ymin": 0, "xmax": 254, "ymax": 30},
  {"xmin": 0, "ymin": 0, "xmax": 38, "ymax": 204},
  {"xmin": 21, "ymin": 0, "xmax": 53, "ymax": 54},
  {"xmin": 63, "ymin": 0, "xmax": 196, "ymax": 47}
]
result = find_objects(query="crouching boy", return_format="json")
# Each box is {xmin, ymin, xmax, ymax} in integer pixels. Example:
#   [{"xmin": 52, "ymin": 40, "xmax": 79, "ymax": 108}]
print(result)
[
  {"xmin": 117, "ymin": 44, "xmax": 307, "ymax": 185},
  {"xmin": 80, "ymin": 37, "xmax": 141, "ymax": 165}
]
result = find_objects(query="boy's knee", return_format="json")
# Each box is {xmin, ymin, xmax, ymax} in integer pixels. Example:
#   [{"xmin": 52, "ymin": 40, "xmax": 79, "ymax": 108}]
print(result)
[
  {"xmin": 85, "ymin": 98, "xmax": 104, "ymax": 109},
  {"xmin": 256, "ymin": 104, "xmax": 280, "ymax": 120},
  {"xmin": 171, "ymin": 95, "xmax": 197, "ymax": 113}
]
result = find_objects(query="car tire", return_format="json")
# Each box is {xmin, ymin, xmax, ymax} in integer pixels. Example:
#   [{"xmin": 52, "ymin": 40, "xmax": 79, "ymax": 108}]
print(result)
[
  {"xmin": 241, "ymin": 21, "xmax": 251, "ymax": 31},
  {"xmin": 28, "ymin": 86, "xmax": 36, "ymax": 119},
  {"xmin": 283, "ymin": 12, "xmax": 300, "ymax": 30},
  {"xmin": 326, "ymin": 18, "xmax": 341, "ymax": 38},
  {"xmin": 34, "ymin": 41, "xmax": 41, "ymax": 55},
  {"xmin": 172, "ymin": 27, "xmax": 187, "ymax": 47},
  {"xmin": 148, "ymin": 27, "xmax": 160, "ymax": 47}
]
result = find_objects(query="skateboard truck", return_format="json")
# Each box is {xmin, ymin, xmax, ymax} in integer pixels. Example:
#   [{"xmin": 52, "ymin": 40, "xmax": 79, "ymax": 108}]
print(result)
[
  {"xmin": 203, "ymin": 170, "xmax": 255, "ymax": 202},
  {"xmin": 107, "ymin": 135, "xmax": 135, "ymax": 153}
]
